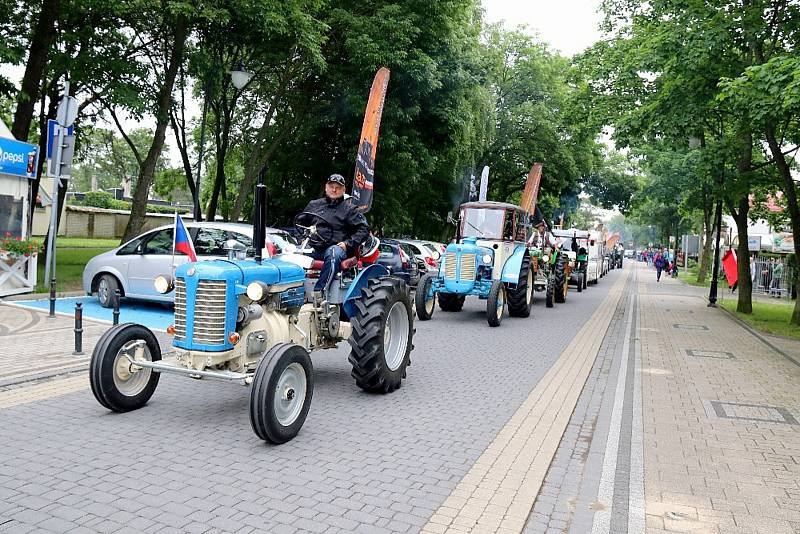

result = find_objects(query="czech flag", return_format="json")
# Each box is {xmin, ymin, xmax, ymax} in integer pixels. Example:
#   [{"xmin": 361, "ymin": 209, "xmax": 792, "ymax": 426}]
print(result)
[{"xmin": 174, "ymin": 213, "xmax": 197, "ymax": 262}]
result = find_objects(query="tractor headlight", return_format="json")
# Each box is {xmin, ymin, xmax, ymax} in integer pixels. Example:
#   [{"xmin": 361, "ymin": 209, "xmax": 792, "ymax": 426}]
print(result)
[
  {"xmin": 542, "ymin": 255, "xmax": 550, "ymax": 263},
  {"xmin": 246, "ymin": 281, "xmax": 269, "ymax": 302},
  {"xmin": 482, "ymin": 254, "xmax": 492, "ymax": 265},
  {"xmin": 154, "ymin": 275, "xmax": 173, "ymax": 294}
]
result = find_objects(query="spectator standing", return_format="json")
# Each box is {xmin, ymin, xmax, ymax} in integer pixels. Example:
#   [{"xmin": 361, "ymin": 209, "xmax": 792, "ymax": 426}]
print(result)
[
  {"xmin": 762, "ymin": 259, "xmax": 772, "ymax": 292},
  {"xmin": 771, "ymin": 259, "xmax": 784, "ymax": 297}
]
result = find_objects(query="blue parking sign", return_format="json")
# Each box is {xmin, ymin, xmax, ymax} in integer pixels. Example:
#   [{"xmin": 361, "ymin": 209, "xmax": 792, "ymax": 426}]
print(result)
[
  {"xmin": 0, "ymin": 137, "xmax": 39, "ymax": 178},
  {"xmin": 46, "ymin": 119, "xmax": 74, "ymax": 160}
]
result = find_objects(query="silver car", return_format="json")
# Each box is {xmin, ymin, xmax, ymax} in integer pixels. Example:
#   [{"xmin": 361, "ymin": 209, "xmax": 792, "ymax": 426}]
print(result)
[
  {"xmin": 394, "ymin": 239, "xmax": 442, "ymax": 272},
  {"xmin": 83, "ymin": 222, "xmax": 297, "ymax": 307}
]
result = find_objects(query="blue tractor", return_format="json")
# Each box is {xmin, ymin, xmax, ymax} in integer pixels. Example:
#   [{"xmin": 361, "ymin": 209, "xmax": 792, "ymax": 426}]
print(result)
[
  {"xmin": 88, "ymin": 177, "xmax": 414, "ymax": 444},
  {"xmin": 414, "ymin": 201, "xmax": 534, "ymax": 327}
]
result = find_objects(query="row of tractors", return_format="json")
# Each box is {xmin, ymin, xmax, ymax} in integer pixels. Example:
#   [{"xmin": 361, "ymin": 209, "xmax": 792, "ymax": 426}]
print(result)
[
  {"xmin": 414, "ymin": 201, "xmax": 620, "ymax": 327},
  {"xmin": 88, "ymin": 191, "xmax": 620, "ymax": 446},
  {"xmin": 86, "ymin": 68, "xmax": 622, "ymax": 445}
]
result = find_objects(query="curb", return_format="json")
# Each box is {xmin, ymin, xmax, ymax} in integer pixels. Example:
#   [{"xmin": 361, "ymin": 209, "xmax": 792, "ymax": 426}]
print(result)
[
  {"xmin": 0, "ymin": 290, "xmax": 86, "ymax": 302},
  {"xmin": 716, "ymin": 304, "xmax": 800, "ymax": 368}
]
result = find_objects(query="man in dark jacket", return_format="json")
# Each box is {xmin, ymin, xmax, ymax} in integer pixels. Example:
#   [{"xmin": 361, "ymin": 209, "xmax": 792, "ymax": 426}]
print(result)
[{"xmin": 297, "ymin": 173, "xmax": 370, "ymax": 295}]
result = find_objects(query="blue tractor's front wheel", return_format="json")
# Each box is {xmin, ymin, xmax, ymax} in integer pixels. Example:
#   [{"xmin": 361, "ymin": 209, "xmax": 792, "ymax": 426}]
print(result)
[
  {"xmin": 487, "ymin": 280, "xmax": 506, "ymax": 327},
  {"xmin": 414, "ymin": 273, "xmax": 436, "ymax": 320},
  {"xmin": 250, "ymin": 343, "xmax": 314, "ymax": 444}
]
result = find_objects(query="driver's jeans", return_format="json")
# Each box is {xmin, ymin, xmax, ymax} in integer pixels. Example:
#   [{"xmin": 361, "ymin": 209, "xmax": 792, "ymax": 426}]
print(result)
[{"xmin": 311, "ymin": 245, "xmax": 347, "ymax": 293}]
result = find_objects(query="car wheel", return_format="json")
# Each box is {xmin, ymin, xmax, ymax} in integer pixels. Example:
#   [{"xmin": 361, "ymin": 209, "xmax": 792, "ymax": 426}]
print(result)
[{"xmin": 97, "ymin": 274, "xmax": 120, "ymax": 308}]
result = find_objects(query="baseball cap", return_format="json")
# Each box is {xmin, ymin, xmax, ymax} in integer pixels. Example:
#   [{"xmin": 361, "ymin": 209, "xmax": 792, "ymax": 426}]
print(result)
[{"xmin": 327, "ymin": 174, "xmax": 346, "ymax": 186}]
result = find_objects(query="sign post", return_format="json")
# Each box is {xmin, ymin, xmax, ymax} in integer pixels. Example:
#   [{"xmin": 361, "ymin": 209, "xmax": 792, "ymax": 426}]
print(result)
[{"xmin": 44, "ymin": 82, "xmax": 78, "ymax": 305}]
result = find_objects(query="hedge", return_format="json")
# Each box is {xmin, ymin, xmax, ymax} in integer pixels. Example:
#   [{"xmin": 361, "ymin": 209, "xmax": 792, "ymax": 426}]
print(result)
[{"xmin": 75, "ymin": 191, "xmax": 189, "ymax": 215}]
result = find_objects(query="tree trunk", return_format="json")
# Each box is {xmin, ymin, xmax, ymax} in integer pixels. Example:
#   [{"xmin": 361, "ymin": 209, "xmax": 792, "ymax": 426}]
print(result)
[
  {"xmin": 732, "ymin": 201, "xmax": 752, "ymax": 314},
  {"xmin": 169, "ymin": 114, "xmax": 197, "ymax": 204},
  {"xmin": 27, "ymin": 84, "xmax": 59, "ymax": 234},
  {"xmin": 230, "ymin": 119, "xmax": 294, "ymax": 222},
  {"xmin": 12, "ymin": 0, "xmax": 60, "ymax": 141},
  {"xmin": 121, "ymin": 15, "xmax": 188, "ymax": 243},
  {"xmin": 205, "ymin": 106, "xmax": 229, "ymax": 222},
  {"xmin": 697, "ymin": 188, "xmax": 712, "ymax": 284},
  {"xmin": 731, "ymin": 130, "xmax": 753, "ymax": 314},
  {"xmin": 764, "ymin": 122, "xmax": 800, "ymax": 325}
]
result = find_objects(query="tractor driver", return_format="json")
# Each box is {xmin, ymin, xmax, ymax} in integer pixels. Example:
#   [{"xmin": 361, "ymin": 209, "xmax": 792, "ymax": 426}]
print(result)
[{"xmin": 297, "ymin": 173, "xmax": 370, "ymax": 298}]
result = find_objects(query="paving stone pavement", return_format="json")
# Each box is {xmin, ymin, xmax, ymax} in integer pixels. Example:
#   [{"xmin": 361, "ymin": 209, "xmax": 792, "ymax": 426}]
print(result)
[
  {"xmin": 522, "ymin": 267, "xmax": 631, "ymax": 534},
  {"xmin": 0, "ymin": 268, "xmax": 623, "ymax": 533},
  {"xmin": 638, "ymin": 273, "xmax": 800, "ymax": 534}
]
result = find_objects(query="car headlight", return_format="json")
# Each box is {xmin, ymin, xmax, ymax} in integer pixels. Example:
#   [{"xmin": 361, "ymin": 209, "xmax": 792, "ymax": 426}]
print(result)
[
  {"xmin": 154, "ymin": 275, "xmax": 173, "ymax": 294},
  {"xmin": 482, "ymin": 254, "xmax": 492, "ymax": 265},
  {"xmin": 542, "ymin": 255, "xmax": 549, "ymax": 263},
  {"xmin": 246, "ymin": 281, "xmax": 269, "ymax": 302}
]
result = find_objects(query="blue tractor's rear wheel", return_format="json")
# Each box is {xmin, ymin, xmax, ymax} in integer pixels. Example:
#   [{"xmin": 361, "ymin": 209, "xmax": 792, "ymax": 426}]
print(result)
[{"xmin": 349, "ymin": 277, "xmax": 413, "ymax": 393}]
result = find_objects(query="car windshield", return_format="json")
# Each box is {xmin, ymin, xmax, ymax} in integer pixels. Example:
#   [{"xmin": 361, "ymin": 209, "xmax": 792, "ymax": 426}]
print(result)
[{"xmin": 461, "ymin": 208, "xmax": 505, "ymax": 240}]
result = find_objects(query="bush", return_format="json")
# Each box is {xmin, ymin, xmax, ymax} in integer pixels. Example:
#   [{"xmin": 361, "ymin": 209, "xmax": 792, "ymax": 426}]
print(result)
[{"xmin": 83, "ymin": 191, "xmax": 116, "ymax": 209}]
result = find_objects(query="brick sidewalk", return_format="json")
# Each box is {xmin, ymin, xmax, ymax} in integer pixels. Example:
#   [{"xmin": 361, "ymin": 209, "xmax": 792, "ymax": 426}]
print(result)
[
  {"xmin": 638, "ymin": 272, "xmax": 800, "ymax": 533},
  {"xmin": 0, "ymin": 303, "xmax": 106, "ymax": 388}
]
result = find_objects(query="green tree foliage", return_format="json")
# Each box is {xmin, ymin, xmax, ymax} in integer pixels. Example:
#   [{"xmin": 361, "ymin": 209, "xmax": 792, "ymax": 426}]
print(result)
[
  {"xmin": 582, "ymin": 149, "xmax": 641, "ymax": 214},
  {"xmin": 579, "ymin": 0, "xmax": 800, "ymax": 315},
  {"xmin": 478, "ymin": 27, "xmax": 602, "ymax": 222}
]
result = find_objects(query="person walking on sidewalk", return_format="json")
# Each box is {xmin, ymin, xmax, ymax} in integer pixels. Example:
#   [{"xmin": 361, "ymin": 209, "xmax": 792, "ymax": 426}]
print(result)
[{"xmin": 654, "ymin": 249, "xmax": 667, "ymax": 281}]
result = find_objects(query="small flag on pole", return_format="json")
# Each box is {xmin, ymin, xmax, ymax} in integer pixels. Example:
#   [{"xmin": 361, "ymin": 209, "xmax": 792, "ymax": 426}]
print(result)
[{"xmin": 174, "ymin": 213, "xmax": 197, "ymax": 261}]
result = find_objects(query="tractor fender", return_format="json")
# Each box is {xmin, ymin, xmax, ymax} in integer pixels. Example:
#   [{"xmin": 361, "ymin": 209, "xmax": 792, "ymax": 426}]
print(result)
[
  {"xmin": 500, "ymin": 245, "xmax": 529, "ymax": 284},
  {"xmin": 342, "ymin": 263, "xmax": 391, "ymax": 318}
]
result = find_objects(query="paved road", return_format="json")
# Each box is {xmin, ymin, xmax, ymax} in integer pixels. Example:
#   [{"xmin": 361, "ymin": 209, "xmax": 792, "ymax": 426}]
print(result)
[{"xmin": 0, "ymin": 266, "xmax": 622, "ymax": 534}]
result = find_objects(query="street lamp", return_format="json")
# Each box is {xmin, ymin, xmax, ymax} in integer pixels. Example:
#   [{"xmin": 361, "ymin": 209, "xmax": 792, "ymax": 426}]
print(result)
[{"xmin": 230, "ymin": 62, "xmax": 253, "ymax": 91}]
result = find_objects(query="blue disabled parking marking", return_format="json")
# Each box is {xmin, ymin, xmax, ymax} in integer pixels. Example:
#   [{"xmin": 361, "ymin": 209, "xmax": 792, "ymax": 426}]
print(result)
[{"xmin": 13, "ymin": 296, "xmax": 173, "ymax": 332}]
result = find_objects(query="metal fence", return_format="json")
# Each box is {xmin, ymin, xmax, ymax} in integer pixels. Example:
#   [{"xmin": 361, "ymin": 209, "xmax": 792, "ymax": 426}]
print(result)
[{"xmin": 749, "ymin": 258, "xmax": 796, "ymax": 299}]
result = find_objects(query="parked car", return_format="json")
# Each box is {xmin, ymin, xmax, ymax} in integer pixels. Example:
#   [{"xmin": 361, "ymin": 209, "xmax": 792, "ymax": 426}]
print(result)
[
  {"xmin": 83, "ymin": 222, "xmax": 297, "ymax": 307},
  {"xmin": 378, "ymin": 238, "xmax": 420, "ymax": 287},
  {"xmin": 395, "ymin": 239, "xmax": 441, "ymax": 272}
]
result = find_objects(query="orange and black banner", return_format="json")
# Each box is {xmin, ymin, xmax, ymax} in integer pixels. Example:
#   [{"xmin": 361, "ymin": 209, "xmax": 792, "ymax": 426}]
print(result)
[
  {"xmin": 520, "ymin": 163, "xmax": 543, "ymax": 214},
  {"xmin": 351, "ymin": 68, "xmax": 390, "ymax": 213}
]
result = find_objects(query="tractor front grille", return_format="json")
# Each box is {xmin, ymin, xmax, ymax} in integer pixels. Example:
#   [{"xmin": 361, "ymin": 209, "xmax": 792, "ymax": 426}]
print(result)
[
  {"xmin": 443, "ymin": 252, "xmax": 476, "ymax": 281},
  {"xmin": 174, "ymin": 279, "xmax": 187, "ymax": 340},
  {"xmin": 460, "ymin": 255, "xmax": 476, "ymax": 280},
  {"xmin": 173, "ymin": 278, "xmax": 228, "ymax": 345},
  {"xmin": 444, "ymin": 252, "xmax": 457, "ymax": 279}
]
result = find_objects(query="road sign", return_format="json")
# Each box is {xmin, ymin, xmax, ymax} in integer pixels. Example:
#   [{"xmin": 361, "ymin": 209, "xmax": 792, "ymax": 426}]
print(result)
[
  {"xmin": 46, "ymin": 119, "xmax": 74, "ymax": 160},
  {"xmin": 56, "ymin": 95, "xmax": 78, "ymax": 128},
  {"xmin": 0, "ymin": 137, "xmax": 39, "ymax": 179}
]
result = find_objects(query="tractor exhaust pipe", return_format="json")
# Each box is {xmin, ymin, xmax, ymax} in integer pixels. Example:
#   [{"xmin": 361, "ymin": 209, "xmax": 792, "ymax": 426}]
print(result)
[{"xmin": 253, "ymin": 167, "xmax": 267, "ymax": 264}]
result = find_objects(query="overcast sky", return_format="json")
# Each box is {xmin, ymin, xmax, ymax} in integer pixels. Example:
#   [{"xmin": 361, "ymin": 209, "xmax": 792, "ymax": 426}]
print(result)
[{"xmin": 482, "ymin": 0, "xmax": 604, "ymax": 56}]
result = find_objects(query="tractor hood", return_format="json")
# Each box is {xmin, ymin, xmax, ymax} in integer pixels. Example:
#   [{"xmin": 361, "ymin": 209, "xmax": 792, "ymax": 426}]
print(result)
[{"xmin": 175, "ymin": 258, "xmax": 305, "ymax": 287}]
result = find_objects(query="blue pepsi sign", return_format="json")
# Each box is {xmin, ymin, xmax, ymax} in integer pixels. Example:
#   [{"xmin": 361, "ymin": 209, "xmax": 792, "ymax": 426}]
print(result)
[{"xmin": 0, "ymin": 137, "xmax": 38, "ymax": 179}]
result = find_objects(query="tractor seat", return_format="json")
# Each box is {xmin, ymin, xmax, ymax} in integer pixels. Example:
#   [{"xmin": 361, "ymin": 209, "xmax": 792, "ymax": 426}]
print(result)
[{"xmin": 309, "ymin": 256, "xmax": 360, "ymax": 271}]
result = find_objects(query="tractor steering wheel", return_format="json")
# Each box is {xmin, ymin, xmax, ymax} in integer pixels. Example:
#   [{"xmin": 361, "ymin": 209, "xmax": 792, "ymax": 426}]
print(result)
[{"xmin": 293, "ymin": 212, "xmax": 335, "ymax": 248}]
